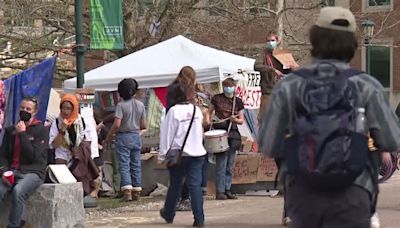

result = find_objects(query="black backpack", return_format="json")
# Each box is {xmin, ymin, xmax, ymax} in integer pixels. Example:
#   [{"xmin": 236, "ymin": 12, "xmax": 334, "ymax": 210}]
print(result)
[{"xmin": 284, "ymin": 64, "xmax": 371, "ymax": 191}]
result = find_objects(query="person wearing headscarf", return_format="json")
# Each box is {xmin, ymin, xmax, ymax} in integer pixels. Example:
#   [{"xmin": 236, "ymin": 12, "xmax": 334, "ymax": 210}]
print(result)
[{"xmin": 49, "ymin": 94, "xmax": 85, "ymax": 165}]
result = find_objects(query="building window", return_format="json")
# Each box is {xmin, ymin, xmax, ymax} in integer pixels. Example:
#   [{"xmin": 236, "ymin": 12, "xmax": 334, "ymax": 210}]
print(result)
[
  {"xmin": 363, "ymin": 0, "xmax": 392, "ymax": 12},
  {"xmin": 326, "ymin": 0, "xmax": 335, "ymax": 6},
  {"xmin": 368, "ymin": 45, "xmax": 391, "ymax": 88},
  {"xmin": 368, "ymin": 0, "xmax": 391, "ymax": 6}
]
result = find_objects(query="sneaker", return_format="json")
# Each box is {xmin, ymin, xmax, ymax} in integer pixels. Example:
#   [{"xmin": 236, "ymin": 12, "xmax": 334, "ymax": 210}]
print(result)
[
  {"xmin": 282, "ymin": 216, "xmax": 291, "ymax": 226},
  {"xmin": 371, "ymin": 212, "xmax": 380, "ymax": 228},
  {"xmin": 215, "ymin": 192, "xmax": 227, "ymax": 200},
  {"xmin": 225, "ymin": 190, "xmax": 238, "ymax": 200},
  {"xmin": 176, "ymin": 199, "xmax": 192, "ymax": 211},
  {"xmin": 160, "ymin": 208, "xmax": 173, "ymax": 224},
  {"xmin": 83, "ymin": 195, "xmax": 98, "ymax": 208},
  {"xmin": 193, "ymin": 221, "xmax": 205, "ymax": 227}
]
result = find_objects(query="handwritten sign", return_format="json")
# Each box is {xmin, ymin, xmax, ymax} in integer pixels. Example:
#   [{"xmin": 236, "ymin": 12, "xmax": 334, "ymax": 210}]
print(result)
[
  {"xmin": 232, "ymin": 154, "xmax": 260, "ymax": 184},
  {"xmin": 256, "ymin": 157, "xmax": 278, "ymax": 182},
  {"xmin": 236, "ymin": 71, "xmax": 262, "ymax": 109}
]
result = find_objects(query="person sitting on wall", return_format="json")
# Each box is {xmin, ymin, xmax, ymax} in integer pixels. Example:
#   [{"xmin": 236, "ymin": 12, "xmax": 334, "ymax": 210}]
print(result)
[{"xmin": 0, "ymin": 96, "xmax": 49, "ymax": 228}]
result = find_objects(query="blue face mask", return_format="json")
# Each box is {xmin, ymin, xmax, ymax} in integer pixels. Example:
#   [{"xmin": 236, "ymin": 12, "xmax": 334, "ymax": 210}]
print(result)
[
  {"xmin": 223, "ymin": 87, "xmax": 235, "ymax": 95},
  {"xmin": 266, "ymin": 41, "xmax": 277, "ymax": 50}
]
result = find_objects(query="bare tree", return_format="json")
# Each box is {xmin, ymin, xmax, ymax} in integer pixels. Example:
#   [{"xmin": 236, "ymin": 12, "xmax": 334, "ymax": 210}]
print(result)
[{"xmin": 0, "ymin": 0, "xmax": 326, "ymax": 79}]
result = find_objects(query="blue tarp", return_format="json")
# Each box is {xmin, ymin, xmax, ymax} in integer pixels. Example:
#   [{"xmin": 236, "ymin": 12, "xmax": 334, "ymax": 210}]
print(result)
[
  {"xmin": 244, "ymin": 108, "xmax": 259, "ymax": 140},
  {"xmin": 3, "ymin": 57, "xmax": 56, "ymax": 128}
]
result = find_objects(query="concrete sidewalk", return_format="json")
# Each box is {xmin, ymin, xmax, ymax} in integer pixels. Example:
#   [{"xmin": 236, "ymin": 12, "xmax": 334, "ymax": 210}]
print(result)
[{"xmin": 86, "ymin": 173, "xmax": 400, "ymax": 228}]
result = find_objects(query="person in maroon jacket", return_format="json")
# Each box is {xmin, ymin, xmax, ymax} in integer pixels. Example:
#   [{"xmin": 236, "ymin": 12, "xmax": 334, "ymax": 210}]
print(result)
[{"xmin": 0, "ymin": 97, "xmax": 49, "ymax": 228}]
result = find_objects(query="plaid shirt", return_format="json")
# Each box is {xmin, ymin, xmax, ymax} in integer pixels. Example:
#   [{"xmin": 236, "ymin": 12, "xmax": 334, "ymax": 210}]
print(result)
[{"xmin": 259, "ymin": 59, "xmax": 400, "ymax": 196}]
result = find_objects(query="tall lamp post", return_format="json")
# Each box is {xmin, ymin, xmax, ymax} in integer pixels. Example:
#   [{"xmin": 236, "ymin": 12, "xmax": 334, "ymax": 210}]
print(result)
[
  {"xmin": 75, "ymin": 0, "xmax": 85, "ymax": 88},
  {"xmin": 362, "ymin": 19, "xmax": 375, "ymax": 74}
]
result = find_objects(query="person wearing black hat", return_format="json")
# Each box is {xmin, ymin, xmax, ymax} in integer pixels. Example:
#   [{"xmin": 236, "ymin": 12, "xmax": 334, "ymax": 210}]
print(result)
[{"xmin": 104, "ymin": 78, "xmax": 147, "ymax": 201}]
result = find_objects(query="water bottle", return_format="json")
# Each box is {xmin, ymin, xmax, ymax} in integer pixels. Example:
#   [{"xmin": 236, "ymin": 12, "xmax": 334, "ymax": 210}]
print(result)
[{"xmin": 355, "ymin": 107, "xmax": 368, "ymax": 135}]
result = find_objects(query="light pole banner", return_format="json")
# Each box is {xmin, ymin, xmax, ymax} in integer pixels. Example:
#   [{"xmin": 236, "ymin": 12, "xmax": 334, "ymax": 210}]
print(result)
[{"xmin": 90, "ymin": 0, "xmax": 124, "ymax": 50}]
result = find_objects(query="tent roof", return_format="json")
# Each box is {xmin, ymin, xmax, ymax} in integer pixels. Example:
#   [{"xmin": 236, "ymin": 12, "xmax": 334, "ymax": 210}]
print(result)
[{"xmin": 64, "ymin": 35, "xmax": 255, "ymax": 91}]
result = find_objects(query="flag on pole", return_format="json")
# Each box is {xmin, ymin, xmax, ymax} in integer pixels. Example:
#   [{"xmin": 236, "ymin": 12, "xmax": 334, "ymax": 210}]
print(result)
[{"xmin": 149, "ymin": 18, "xmax": 161, "ymax": 37}]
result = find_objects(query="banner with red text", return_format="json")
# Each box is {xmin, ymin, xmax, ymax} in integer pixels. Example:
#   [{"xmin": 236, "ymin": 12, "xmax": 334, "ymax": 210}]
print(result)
[{"xmin": 235, "ymin": 71, "xmax": 261, "ymax": 109}]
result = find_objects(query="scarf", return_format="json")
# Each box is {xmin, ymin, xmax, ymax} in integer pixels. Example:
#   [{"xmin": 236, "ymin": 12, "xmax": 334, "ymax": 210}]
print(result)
[
  {"xmin": 60, "ymin": 94, "xmax": 79, "ymax": 126},
  {"xmin": 57, "ymin": 115, "xmax": 85, "ymax": 150}
]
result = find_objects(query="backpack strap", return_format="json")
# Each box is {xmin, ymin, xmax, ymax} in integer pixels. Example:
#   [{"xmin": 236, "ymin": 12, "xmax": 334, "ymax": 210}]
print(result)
[{"xmin": 81, "ymin": 117, "xmax": 86, "ymax": 130}]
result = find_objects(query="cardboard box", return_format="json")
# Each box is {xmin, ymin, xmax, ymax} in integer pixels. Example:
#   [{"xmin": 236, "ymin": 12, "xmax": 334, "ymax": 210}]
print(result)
[
  {"xmin": 232, "ymin": 154, "xmax": 260, "ymax": 184},
  {"xmin": 256, "ymin": 157, "xmax": 278, "ymax": 182}
]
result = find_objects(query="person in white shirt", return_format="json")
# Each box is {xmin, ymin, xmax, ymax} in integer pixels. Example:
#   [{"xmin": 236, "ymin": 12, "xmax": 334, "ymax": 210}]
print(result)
[{"xmin": 159, "ymin": 83, "xmax": 206, "ymax": 227}]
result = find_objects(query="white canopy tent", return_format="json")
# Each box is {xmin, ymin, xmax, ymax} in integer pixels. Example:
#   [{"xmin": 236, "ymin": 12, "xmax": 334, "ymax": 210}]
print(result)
[{"xmin": 64, "ymin": 35, "xmax": 255, "ymax": 90}]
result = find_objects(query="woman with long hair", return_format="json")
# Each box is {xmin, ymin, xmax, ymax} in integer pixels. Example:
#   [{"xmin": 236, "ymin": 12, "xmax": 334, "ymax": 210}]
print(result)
[
  {"xmin": 167, "ymin": 66, "xmax": 210, "ymax": 211},
  {"xmin": 159, "ymin": 82, "xmax": 207, "ymax": 227}
]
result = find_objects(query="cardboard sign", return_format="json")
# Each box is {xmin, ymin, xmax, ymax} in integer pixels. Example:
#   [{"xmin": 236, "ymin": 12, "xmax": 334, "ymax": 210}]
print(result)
[
  {"xmin": 257, "ymin": 157, "xmax": 278, "ymax": 182},
  {"xmin": 236, "ymin": 71, "xmax": 262, "ymax": 109},
  {"xmin": 273, "ymin": 50, "xmax": 299, "ymax": 69},
  {"xmin": 232, "ymin": 154, "xmax": 260, "ymax": 184}
]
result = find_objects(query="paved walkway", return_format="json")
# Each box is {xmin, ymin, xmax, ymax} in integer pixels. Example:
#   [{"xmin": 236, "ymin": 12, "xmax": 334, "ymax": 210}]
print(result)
[{"xmin": 86, "ymin": 173, "xmax": 400, "ymax": 228}]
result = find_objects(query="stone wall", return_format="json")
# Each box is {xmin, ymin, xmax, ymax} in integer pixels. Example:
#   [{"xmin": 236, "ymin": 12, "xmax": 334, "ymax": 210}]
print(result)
[{"xmin": 0, "ymin": 183, "xmax": 85, "ymax": 228}]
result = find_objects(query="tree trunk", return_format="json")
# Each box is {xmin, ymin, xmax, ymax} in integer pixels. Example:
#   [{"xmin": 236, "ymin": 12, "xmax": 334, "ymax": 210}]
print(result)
[{"xmin": 275, "ymin": 0, "xmax": 284, "ymax": 46}]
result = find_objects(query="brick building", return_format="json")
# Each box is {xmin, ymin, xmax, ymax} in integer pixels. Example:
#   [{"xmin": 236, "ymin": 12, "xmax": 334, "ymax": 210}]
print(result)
[
  {"xmin": 304, "ymin": 0, "xmax": 399, "ymax": 107},
  {"xmin": 347, "ymin": 0, "xmax": 400, "ymax": 107}
]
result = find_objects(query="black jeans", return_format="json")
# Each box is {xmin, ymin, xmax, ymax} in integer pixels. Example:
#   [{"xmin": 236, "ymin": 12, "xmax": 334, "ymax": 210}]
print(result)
[{"xmin": 286, "ymin": 178, "xmax": 372, "ymax": 228}]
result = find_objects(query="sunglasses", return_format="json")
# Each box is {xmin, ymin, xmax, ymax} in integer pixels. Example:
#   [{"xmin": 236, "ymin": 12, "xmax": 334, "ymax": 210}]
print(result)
[{"xmin": 24, "ymin": 96, "xmax": 38, "ymax": 105}]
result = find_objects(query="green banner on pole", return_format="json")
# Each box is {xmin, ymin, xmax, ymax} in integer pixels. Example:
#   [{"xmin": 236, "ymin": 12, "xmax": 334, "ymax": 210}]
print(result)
[{"xmin": 90, "ymin": 0, "xmax": 124, "ymax": 50}]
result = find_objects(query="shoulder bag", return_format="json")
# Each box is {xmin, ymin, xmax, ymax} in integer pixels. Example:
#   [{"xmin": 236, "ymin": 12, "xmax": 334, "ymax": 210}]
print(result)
[{"xmin": 165, "ymin": 105, "xmax": 196, "ymax": 168}]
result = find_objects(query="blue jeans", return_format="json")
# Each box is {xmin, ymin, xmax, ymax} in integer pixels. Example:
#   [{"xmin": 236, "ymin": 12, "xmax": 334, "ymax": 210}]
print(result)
[
  {"xmin": 164, "ymin": 156, "xmax": 205, "ymax": 224},
  {"xmin": 115, "ymin": 132, "xmax": 142, "ymax": 190},
  {"xmin": 181, "ymin": 154, "xmax": 208, "ymax": 201},
  {"xmin": 0, "ymin": 171, "xmax": 43, "ymax": 228},
  {"xmin": 201, "ymin": 154, "xmax": 208, "ymax": 188},
  {"xmin": 215, "ymin": 138, "xmax": 241, "ymax": 193}
]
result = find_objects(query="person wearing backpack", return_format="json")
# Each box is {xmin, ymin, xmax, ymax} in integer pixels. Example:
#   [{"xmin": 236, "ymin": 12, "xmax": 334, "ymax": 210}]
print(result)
[{"xmin": 258, "ymin": 7, "xmax": 400, "ymax": 228}]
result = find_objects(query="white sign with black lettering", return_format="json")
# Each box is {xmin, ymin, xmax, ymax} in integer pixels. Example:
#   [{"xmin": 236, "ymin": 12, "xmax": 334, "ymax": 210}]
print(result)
[{"xmin": 235, "ymin": 71, "xmax": 262, "ymax": 109}]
